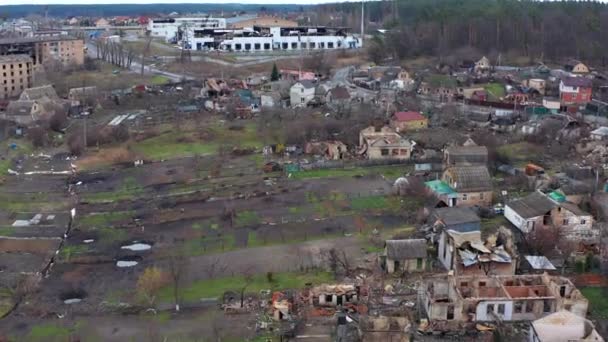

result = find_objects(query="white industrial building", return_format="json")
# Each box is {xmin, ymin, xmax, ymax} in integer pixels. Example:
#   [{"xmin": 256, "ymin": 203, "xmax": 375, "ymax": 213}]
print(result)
[
  {"xmin": 147, "ymin": 17, "xmax": 227, "ymax": 42},
  {"xmin": 186, "ymin": 26, "xmax": 361, "ymax": 52}
]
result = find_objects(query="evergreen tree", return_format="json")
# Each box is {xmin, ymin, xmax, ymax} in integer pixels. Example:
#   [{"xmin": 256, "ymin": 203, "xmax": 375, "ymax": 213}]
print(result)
[{"xmin": 270, "ymin": 63, "xmax": 279, "ymax": 81}]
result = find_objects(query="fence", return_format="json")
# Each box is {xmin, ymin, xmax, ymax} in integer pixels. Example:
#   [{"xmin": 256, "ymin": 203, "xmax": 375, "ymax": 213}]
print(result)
[{"xmin": 300, "ymin": 157, "xmax": 442, "ymax": 171}]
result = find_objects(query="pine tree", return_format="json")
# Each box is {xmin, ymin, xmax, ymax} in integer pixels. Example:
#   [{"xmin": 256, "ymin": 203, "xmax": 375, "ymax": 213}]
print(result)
[{"xmin": 270, "ymin": 63, "xmax": 279, "ymax": 81}]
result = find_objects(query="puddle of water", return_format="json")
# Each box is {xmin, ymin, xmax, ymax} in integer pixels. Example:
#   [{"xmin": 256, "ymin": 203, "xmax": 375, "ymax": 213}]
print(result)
[
  {"xmin": 83, "ymin": 239, "xmax": 95, "ymax": 244},
  {"xmin": 116, "ymin": 260, "xmax": 139, "ymax": 267},
  {"xmin": 63, "ymin": 298, "xmax": 82, "ymax": 304},
  {"xmin": 121, "ymin": 243, "xmax": 151, "ymax": 251}
]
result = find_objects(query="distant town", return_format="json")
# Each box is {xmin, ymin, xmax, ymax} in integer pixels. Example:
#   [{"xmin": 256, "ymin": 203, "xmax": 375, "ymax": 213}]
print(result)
[{"xmin": 0, "ymin": 1, "xmax": 608, "ymax": 341}]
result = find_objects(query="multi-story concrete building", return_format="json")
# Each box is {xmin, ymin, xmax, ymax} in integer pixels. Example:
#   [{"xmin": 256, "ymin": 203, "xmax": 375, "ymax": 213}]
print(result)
[
  {"xmin": 147, "ymin": 17, "xmax": 227, "ymax": 42},
  {"xmin": 0, "ymin": 36, "xmax": 84, "ymax": 70},
  {"xmin": 0, "ymin": 54, "xmax": 33, "ymax": 99},
  {"xmin": 187, "ymin": 26, "xmax": 361, "ymax": 52}
]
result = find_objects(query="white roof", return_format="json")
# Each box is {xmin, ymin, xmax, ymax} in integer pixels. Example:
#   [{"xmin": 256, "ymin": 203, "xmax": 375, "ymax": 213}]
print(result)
[
  {"xmin": 591, "ymin": 126, "xmax": 608, "ymax": 136},
  {"xmin": 525, "ymin": 255, "xmax": 556, "ymax": 270}
]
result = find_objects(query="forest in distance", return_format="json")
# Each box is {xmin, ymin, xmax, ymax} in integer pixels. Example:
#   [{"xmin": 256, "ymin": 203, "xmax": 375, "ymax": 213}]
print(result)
[
  {"xmin": 3, "ymin": 0, "xmax": 608, "ymax": 65},
  {"xmin": 319, "ymin": 0, "xmax": 608, "ymax": 65}
]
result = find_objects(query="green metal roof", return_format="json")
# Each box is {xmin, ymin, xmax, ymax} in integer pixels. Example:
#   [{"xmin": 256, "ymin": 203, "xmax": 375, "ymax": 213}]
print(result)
[
  {"xmin": 425, "ymin": 180, "xmax": 456, "ymax": 195},
  {"xmin": 548, "ymin": 191, "xmax": 566, "ymax": 203}
]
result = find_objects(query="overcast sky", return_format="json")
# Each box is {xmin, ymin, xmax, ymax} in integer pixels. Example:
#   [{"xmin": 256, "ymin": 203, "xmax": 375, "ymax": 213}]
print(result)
[{"xmin": 3, "ymin": 0, "xmax": 365, "ymax": 4}]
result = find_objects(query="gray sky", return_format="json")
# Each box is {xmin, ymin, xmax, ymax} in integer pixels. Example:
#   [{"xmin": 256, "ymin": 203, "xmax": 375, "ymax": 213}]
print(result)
[{"xmin": 4, "ymin": 0, "xmax": 363, "ymax": 4}]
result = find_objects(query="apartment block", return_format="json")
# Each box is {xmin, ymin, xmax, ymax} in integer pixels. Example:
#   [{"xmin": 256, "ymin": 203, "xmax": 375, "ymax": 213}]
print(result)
[
  {"xmin": 0, "ymin": 36, "xmax": 84, "ymax": 70},
  {"xmin": 0, "ymin": 54, "xmax": 33, "ymax": 99}
]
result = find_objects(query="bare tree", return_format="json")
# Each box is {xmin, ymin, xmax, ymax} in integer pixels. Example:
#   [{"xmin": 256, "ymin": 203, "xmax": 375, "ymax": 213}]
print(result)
[
  {"xmin": 166, "ymin": 250, "xmax": 189, "ymax": 312},
  {"xmin": 322, "ymin": 248, "xmax": 352, "ymax": 277},
  {"xmin": 239, "ymin": 271, "xmax": 254, "ymax": 308},
  {"xmin": 201, "ymin": 256, "xmax": 228, "ymax": 279}
]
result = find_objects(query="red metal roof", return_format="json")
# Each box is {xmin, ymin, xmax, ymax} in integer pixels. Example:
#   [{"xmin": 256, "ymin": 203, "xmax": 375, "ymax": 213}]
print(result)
[{"xmin": 393, "ymin": 111, "xmax": 425, "ymax": 122}]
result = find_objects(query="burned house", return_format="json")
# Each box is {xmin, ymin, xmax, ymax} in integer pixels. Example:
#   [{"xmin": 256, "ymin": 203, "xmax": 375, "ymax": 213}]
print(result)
[
  {"xmin": 308, "ymin": 284, "xmax": 359, "ymax": 307},
  {"xmin": 422, "ymin": 273, "xmax": 589, "ymax": 323},
  {"xmin": 271, "ymin": 291, "xmax": 293, "ymax": 321},
  {"xmin": 381, "ymin": 239, "xmax": 428, "ymax": 273},
  {"xmin": 304, "ymin": 140, "xmax": 347, "ymax": 160},
  {"xmin": 358, "ymin": 125, "xmax": 413, "ymax": 160}
]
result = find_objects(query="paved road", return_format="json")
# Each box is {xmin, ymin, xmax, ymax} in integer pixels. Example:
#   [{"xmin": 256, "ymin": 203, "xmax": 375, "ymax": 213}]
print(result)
[{"xmin": 86, "ymin": 42, "xmax": 193, "ymax": 82}]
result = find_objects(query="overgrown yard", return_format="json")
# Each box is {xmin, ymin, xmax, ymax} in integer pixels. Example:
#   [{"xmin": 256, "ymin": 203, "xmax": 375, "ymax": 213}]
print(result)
[
  {"xmin": 482, "ymin": 82, "xmax": 506, "ymax": 99},
  {"xmin": 290, "ymin": 164, "xmax": 412, "ymax": 180},
  {"xmin": 131, "ymin": 123, "xmax": 263, "ymax": 160},
  {"xmin": 159, "ymin": 271, "xmax": 334, "ymax": 302},
  {"xmin": 497, "ymin": 142, "xmax": 543, "ymax": 166},
  {"xmin": 55, "ymin": 61, "xmax": 170, "ymax": 95}
]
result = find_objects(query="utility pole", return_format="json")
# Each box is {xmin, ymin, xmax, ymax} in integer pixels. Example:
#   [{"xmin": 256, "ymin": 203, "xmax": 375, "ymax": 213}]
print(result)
[
  {"xmin": 360, "ymin": 1, "xmax": 365, "ymax": 48},
  {"xmin": 141, "ymin": 32, "xmax": 152, "ymax": 76}
]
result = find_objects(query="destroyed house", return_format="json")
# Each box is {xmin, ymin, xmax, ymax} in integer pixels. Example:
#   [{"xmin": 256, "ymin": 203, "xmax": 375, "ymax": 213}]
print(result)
[
  {"xmin": 422, "ymin": 274, "xmax": 589, "ymax": 323},
  {"xmin": 444, "ymin": 145, "xmax": 489, "ymax": 167},
  {"xmin": 381, "ymin": 239, "xmax": 428, "ymax": 273},
  {"xmin": 433, "ymin": 208, "xmax": 515, "ymax": 276},
  {"xmin": 308, "ymin": 284, "xmax": 359, "ymax": 307},
  {"xmin": 358, "ymin": 125, "xmax": 412, "ymax": 160}
]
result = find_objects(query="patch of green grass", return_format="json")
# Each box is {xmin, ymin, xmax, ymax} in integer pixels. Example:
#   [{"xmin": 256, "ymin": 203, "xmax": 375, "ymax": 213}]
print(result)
[
  {"xmin": 0, "ymin": 227, "xmax": 15, "ymax": 236},
  {"xmin": 150, "ymin": 75, "xmax": 170, "ymax": 85},
  {"xmin": 152, "ymin": 311, "xmax": 172, "ymax": 323},
  {"xmin": 0, "ymin": 286, "xmax": 14, "ymax": 317},
  {"xmin": 364, "ymin": 245, "xmax": 385, "ymax": 253},
  {"xmin": 59, "ymin": 245, "xmax": 89, "ymax": 262},
  {"xmin": 350, "ymin": 195, "xmax": 388, "ymax": 211},
  {"xmin": 288, "ymin": 207, "xmax": 300, "ymax": 214},
  {"xmin": 184, "ymin": 234, "xmax": 236, "ymax": 256},
  {"xmin": 78, "ymin": 211, "xmax": 133, "ymax": 227},
  {"xmin": 97, "ymin": 227, "xmax": 128, "ymax": 245},
  {"xmin": 428, "ymin": 74, "xmax": 457, "ymax": 88},
  {"xmin": 28, "ymin": 324, "xmax": 71, "ymax": 341},
  {"xmin": 480, "ymin": 215, "xmax": 510, "ymax": 235},
  {"xmin": 0, "ymin": 192, "xmax": 65, "ymax": 212},
  {"xmin": 235, "ymin": 210, "xmax": 260, "ymax": 227},
  {"xmin": 158, "ymin": 271, "xmax": 334, "ymax": 303},
  {"xmin": 581, "ymin": 287, "xmax": 608, "ymax": 318},
  {"xmin": 132, "ymin": 131, "xmax": 218, "ymax": 160},
  {"xmin": 482, "ymin": 82, "xmax": 506, "ymax": 99}
]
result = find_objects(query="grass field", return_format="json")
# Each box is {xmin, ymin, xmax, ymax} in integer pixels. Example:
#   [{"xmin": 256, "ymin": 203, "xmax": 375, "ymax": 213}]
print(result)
[
  {"xmin": 159, "ymin": 271, "xmax": 333, "ymax": 302},
  {"xmin": 131, "ymin": 123, "xmax": 263, "ymax": 160},
  {"xmin": 581, "ymin": 287, "xmax": 608, "ymax": 318},
  {"xmin": 131, "ymin": 131, "xmax": 218, "ymax": 160}
]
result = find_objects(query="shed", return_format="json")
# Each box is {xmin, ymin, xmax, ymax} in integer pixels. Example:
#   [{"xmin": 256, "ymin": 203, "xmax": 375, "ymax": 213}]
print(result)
[{"xmin": 382, "ymin": 239, "xmax": 428, "ymax": 273}]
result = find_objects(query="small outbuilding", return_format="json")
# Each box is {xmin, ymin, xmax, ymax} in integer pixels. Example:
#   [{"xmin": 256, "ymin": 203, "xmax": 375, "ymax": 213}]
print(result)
[{"xmin": 382, "ymin": 239, "xmax": 428, "ymax": 273}]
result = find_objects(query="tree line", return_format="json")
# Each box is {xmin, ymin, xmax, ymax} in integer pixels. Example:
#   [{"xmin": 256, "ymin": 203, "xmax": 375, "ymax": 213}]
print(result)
[{"xmin": 316, "ymin": 0, "xmax": 608, "ymax": 65}]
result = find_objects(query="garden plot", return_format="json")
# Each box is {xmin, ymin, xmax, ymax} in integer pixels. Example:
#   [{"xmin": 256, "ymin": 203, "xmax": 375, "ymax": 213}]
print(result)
[{"xmin": 0, "ymin": 212, "xmax": 69, "ymax": 238}]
